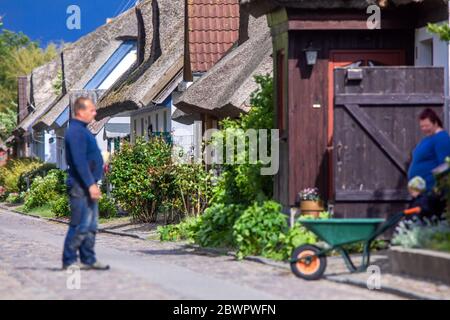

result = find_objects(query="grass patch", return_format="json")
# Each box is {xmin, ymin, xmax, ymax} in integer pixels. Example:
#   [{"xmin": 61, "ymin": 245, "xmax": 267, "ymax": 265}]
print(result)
[
  {"xmin": 98, "ymin": 216, "xmax": 129, "ymax": 225},
  {"xmin": 15, "ymin": 204, "xmax": 56, "ymax": 218}
]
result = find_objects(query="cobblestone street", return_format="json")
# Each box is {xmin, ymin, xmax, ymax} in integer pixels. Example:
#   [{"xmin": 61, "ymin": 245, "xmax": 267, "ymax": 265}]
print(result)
[{"xmin": 0, "ymin": 207, "xmax": 403, "ymax": 300}]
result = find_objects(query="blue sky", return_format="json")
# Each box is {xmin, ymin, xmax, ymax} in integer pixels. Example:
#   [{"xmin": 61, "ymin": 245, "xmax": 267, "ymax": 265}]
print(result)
[{"xmin": 0, "ymin": 0, "xmax": 138, "ymax": 47}]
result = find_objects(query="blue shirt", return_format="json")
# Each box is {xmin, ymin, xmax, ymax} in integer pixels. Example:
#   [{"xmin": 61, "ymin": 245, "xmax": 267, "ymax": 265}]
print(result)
[
  {"xmin": 408, "ymin": 130, "xmax": 450, "ymax": 191},
  {"xmin": 65, "ymin": 119, "xmax": 104, "ymax": 190}
]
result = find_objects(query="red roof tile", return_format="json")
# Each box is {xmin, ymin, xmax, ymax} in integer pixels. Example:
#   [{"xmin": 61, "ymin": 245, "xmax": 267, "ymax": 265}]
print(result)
[{"xmin": 188, "ymin": 0, "xmax": 240, "ymax": 73}]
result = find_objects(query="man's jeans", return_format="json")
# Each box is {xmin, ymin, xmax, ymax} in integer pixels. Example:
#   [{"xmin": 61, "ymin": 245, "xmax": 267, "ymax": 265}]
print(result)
[{"xmin": 62, "ymin": 181, "xmax": 98, "ymax": 266}]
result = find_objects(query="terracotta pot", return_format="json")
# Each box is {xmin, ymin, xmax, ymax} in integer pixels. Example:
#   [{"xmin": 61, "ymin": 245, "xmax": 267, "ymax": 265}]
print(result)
[{"xmin": 300, "ymin": 200, "xmax": 324, "ymax": 217}]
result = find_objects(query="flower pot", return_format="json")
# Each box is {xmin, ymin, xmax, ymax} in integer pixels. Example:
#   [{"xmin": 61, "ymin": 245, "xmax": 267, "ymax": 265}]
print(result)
[{"xmin": 300, "ymin": 200, "xmax": 324, "ymax": 217}]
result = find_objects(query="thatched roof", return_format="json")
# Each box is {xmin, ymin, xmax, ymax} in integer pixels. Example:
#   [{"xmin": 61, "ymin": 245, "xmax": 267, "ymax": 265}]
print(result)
[
  {"xmin": 174, "ymin": 15, "xmax": 272, "ymax": 119},
  {"xmin": 96, "ymin": 0, "xmax": 185, "ymax": 119},
  {"xmin": 15, "ymin": 57, "xmax": 61, "ymax": 133},
  {"xmin": 240, "ymin": 0, "xmax": 447, "ymax": 17},
  {"xmin": 32, "ymin": 6, "xmax": 138, "ymax": 131},
  {"xmin": 88, "ymin": 117, "xmax": 111, "ymax": 135}
]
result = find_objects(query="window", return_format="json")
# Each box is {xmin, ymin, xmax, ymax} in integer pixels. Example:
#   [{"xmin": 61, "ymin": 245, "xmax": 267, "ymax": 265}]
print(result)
[
  {"xmin": 277, "ymin": 49, "xmax": 286, "ymax": 134},
  {"xmin": 156, "ymin": 113, "xmax": 159, "ymax": 132},
  {"xmin": 163, "ymin": 110, "xmax": 167, "ymax": 132},
  {"xmin": 417, "ymin": 39, "xmax": 433, "ymax": 66},
  {"xmin": 141, "ymin": 118, "xmax": 144, "ymax": 136},
  {"xmin": 133, "ymin": 119, "xmax": 137, "ymax": 135}
]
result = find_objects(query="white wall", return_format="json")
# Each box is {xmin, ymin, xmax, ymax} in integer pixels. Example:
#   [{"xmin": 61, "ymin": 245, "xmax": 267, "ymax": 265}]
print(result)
[
  {"xmin": 415, "ymin": 21, "xmax": 450, "ymax": 128},
  {"xmin": 415, "ymin": 22, "xmax": 449, "ymax": 93},
  {"xmin": 131, "ymin": 108, "xmax": 171, "ymax": 141},
  {"xmin": 131, "ymin": 104, "xmax": 195, "ymax": 158},
  {"xmin": 45, "ymin": 130, "xmax": 56, "ymax": 163},
  {"xmin": 55, "ymin": 127, "xmax": 67, "ymax": 170},
  {"xmin": 95, "ymin": 116, "xmax": 130, "ymax": 154}
]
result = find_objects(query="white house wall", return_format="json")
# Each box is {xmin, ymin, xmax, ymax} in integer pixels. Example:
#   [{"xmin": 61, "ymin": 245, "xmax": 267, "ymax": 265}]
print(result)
[
  {"xmin": 415, "ymin": 21, "xmax": 450, "ymax": 127},
  {"xmin": 95, "ymin": 116, "xmax": 130, "ymax": 154},
  {"xmin": 131, "ymin": 104, "xmax": 195, "ymax": 158},
  {"xmin": 45, "ymin": 130, "xmax": 56, "ymax": 163},
  {"xmin": 415, "ymin": 22, "xmax": 449, "ymax": 93}
]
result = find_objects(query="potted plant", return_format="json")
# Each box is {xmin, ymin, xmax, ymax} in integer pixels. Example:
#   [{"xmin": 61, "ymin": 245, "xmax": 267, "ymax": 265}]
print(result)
[{"xmin": 298, "ymin": 188, "xmax": 324, "ymax": 217}]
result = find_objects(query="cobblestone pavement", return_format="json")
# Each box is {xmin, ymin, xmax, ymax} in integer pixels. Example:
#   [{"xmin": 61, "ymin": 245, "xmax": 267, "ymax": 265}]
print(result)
[{"xmin": 0, "ymin": 208, "xmax": 402, "ymax": 300}]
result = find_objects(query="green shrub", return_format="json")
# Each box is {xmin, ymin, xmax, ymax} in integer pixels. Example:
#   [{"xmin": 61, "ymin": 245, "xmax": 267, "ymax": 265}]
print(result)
[
  {"xmin": 232, "ymin": 201, "xmax": 323, "ymax": 260},
  {"xmin": 98, "ymin": 195, "xmax": 118, "ymax": 218},
  {"xmin": 195, "ymin": 203, "xmax": 245, "ymax": 248},
  {"xmin": 18, "ymin": 162, "xmax": 57, "ymax": 192},
  {"xmin": 157, "ymin": 216, "xmax": 201, "ymax": 242},
  {"xmin": 5, "ymin": 192, "xmax": 22, "ymax": 204},
  {"xmin": 108, "ymin": 137, "xmax": 175, "ymax": 223},
  {"xmin": 51, "ymin": 195, "xmax": 70, "ymax": 217},
  {"xmin": 23, "ymin": 169, "xmax": 66, "ymax": 211},
  {"xmin": 436, "ymin": 156, "xmax": 450, "ymax": 221},
  {"xmin": 173, "ymin": 163, "xmax": 212, "ymax": 217},
  {"xmin": 392, "ymin": 219, "xmax": 450, "ymax": 252},
  {"xmin": 190, "ymin": 76, "xmax": 275, "ymax": 249},
  {"xmin": 108, "ymin": 137, "xmax": 212, "ymax": 223},
  {"xmin": 233, "ymin": 201, "xmax": 287, "ymax": 260},
  {"xmin": 278, "ymin": 222, "xmax": 320, "ymax": 261},
  {"xmin": 0, "ymin": 158, "xmax": 42, "ymax": 193}
]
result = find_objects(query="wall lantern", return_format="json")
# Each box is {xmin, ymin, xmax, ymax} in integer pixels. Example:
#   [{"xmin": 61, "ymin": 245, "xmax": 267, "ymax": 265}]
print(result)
[{"xmin": 303, "ymin": 42, "xmax": 320, "ymax": 66}]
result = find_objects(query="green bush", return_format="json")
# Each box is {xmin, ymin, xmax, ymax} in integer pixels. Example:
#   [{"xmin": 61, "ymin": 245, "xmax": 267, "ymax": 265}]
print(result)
[
  {"xmin": 5, "ymin": 192, "xmax": 23, "ymax": 204},
  {"xmin": 108, "ymin": 137, "xmax": 175, "ymax": 223},
  {"xmin": 108, "ymin": 137, "xmax": 212, "ymax": 223},
  {"xmin": 233, "ymin": 201, "xmax": 287, "ymax": 260},
  {"xmin": 195, "ymin": 203, "xmax": 245, "ymax": 248},
  {"xmin": 278, "ymin": 222, "xmax": 321, "ymax": 261},
  {"xmin": 436, "ymin": 156, "xmax": 450, "ymax": 221},
  {"xmin": 181, "ymin": 75, "xmax": 274, "ymax": 250},
  {"xmin": 0, "ymin": 158, "xmax": 42, "ymax": 193},
  {"xmin": 51, "ymin": 195, "xmax": 70, "ymax": 217},
  {"xmin": 18, "ymin": 162, "xmax": 57, "ymax": 192},
  {"xmin": 209, "ymin": 75, "xmax": 274, "ymax": 206},
  {"xmin": 233, "ymin": 202, "xmax": 323, "ymax": 260},
  {"xmin": 392, "ymin": 219, "xmax": 450, "ymax": 252},
  {"xmin": 23, "ymin": 169, "xmax": 66, "ymax": 211},
  {"xmin": 98, "ymin": 195, "xmax": 118, "ymax": 218},
  {"xmin": 157, "ymin": 216, "xmax": 201, "ymax": 242}
]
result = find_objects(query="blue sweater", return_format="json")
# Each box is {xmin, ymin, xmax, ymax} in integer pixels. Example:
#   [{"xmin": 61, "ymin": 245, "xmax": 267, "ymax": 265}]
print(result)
[
  {"xmin": 408, "ymin": 130, "xmax": 450, "ymax": 191},
  {"xmin": 65, "ymin": 119, "xmax": 104, "ymax": 190}
]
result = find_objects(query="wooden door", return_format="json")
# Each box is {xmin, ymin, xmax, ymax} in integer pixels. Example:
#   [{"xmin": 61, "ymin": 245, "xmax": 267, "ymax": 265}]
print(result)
[
  {"xmin": 327, "ymin": 50, "xmax": 405, "ymax": 199},
  {"xmin": 332, "ymin": 67, "xmax": 445, "ymax": 217}
]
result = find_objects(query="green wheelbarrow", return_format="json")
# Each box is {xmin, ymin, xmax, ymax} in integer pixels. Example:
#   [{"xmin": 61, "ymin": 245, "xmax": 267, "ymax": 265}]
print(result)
[{"xmin": 290, "ymin": 207, "xmax": 421, "ymax": 280}]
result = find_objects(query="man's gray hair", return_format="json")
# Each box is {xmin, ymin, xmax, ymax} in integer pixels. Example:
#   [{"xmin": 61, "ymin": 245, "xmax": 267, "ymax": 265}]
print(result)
[{"xmin": 73, "ymin": 96, "xmax": 92, "ymax": 115}]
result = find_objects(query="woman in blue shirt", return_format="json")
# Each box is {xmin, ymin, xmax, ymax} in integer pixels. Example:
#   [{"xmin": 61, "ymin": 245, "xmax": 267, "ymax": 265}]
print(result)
[{"xmin": 408, "ymin": 108, "xmax": 450, "ymax": 191}]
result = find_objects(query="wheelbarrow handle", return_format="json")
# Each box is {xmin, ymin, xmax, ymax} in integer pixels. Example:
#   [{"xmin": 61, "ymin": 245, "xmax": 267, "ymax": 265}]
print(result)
[{"xmin": 403, "ymin": 207, "xmax": 421, "ymax": 215}]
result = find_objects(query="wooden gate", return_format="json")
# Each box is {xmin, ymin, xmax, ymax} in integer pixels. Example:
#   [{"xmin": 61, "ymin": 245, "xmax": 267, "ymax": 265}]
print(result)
[{"xmin": 333, "ymin": 67, "xmax": 445, "ymax": 218}]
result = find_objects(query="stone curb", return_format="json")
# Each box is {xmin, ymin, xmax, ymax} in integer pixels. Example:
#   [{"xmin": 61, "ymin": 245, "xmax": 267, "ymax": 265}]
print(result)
[
  {"xmin": 0, "ymin": 204, "xmax": 145, "ymax": 240},
  {"xmin": 324, "ymin": 275, "xmax": 436, "ymax": 300}
]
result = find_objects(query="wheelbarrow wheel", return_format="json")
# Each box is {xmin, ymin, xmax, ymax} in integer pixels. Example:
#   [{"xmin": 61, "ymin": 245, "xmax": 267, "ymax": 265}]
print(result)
[{"xmin": 290, "ymin": 244, "xmax": 327, "ymax": 280}]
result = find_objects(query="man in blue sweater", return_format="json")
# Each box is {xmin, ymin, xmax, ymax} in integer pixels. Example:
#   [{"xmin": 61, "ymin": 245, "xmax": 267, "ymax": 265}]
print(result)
[{"xmin": 62, "ymin": 97, "xmax": 109, "ymax": 270}]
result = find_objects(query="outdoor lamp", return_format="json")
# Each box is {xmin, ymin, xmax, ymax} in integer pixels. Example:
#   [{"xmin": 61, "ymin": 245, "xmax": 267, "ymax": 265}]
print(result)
[{"xmin": 304, "ymin": 43, "xmax": 320, "ymax": 66}]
